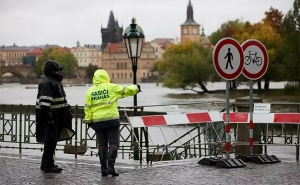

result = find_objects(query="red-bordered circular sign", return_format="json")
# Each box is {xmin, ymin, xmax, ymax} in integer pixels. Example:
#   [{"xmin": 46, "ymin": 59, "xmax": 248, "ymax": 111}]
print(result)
[
  {"xmin": 213, "ymin": 37, "xmax": 244, "ymax": 80},
  {"xmin": 242, "ymin": 39, "xmax": 268, "ymax": 80}
]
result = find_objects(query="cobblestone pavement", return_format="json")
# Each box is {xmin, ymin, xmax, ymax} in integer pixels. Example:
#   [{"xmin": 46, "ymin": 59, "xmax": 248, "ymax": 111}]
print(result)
[{"xmin": 0, "ymin": 153, "xmax": 300, "ymax": 185}]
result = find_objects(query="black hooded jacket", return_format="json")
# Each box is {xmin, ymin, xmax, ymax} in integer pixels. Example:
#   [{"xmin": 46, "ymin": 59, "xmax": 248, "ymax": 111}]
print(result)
[{"xmin": 35, "ymin": 72, "xmax": 75, "ymax": 143}]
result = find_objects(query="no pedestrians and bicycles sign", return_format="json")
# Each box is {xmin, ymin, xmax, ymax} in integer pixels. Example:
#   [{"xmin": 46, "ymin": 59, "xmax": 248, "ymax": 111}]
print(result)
[
  {"xmin": 213, "ymin": 37, "xmax": 244, "ymax": 80},
  {"xmin": 242, "ymin": 39, "xmax": 269, "ymax": 80}
]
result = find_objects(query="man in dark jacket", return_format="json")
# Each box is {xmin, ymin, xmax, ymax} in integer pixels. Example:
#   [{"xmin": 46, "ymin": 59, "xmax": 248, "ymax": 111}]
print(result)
[{"xmin": 36, "ymin": 60, "xmax": 75, "ymax": 173}]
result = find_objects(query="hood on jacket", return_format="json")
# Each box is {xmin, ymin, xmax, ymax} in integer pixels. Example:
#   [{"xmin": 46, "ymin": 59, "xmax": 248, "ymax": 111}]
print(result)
[
  {"xmin": 93, "ymin": 69, "xmax": 110, "ymax": 84},
  {"xmin": 44, "ymin": 60, "xmax": 64, "ymax": 76}
]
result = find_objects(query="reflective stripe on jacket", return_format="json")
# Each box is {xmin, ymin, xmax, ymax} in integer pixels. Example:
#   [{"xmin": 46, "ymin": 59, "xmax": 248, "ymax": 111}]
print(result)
[
  {"xmin": 35, "ymin": 75, "xmax": 75, "ymax": 143},
  {"xmin": 84, "ymin": 69, "xmax": 138, "ymax": 124}
]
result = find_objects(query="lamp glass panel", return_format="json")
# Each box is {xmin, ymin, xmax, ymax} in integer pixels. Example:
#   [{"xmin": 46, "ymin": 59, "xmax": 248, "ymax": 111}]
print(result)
[
  {"xmin": 136, "ymin": 37, "xmax": 143, "ymax": 57},
  {"xmin": 129, "ymin": 37, "xmax": 138, "ymax": 57},
  {"xmin": 124, "ymin": 38, "xmax": 131, "ymax": 58}
]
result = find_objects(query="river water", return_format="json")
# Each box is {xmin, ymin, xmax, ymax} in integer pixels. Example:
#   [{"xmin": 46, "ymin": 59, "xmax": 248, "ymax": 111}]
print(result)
[{"xmin": 0, "ymin": 81, "xmax": 297, "ymax": 110}]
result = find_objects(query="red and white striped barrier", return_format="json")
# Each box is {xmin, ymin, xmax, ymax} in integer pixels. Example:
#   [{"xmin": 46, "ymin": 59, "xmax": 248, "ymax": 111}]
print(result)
[
  {"xmin": 222, "ymin": 112, "xmax": 300, "ymax": 124},
  {"xmin": 128, "ymin": 112, "xmax": 300, "ymax": 128},
  {"xmin": 129, "ymin": 111, "xmax": 223, "ymax": 128}
]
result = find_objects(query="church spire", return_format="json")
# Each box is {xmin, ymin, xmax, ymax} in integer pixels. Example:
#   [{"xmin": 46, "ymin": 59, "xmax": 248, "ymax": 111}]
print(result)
[
  {"xmin": 107, "ymin": 11, "xmax": 115, "ymax": 28},
  {"xmin": 181, "ymin": 0, "xmax": 199, "ymax": 26}
]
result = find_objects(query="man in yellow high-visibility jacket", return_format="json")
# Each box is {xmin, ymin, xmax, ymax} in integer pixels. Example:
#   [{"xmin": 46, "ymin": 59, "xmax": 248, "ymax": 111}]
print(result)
[{"xmin": 84, "ymin": 69, "xmax": 141, "ymax": 177}]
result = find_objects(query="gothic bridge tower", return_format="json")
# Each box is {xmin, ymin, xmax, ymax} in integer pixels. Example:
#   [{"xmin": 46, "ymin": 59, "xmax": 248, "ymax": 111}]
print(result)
[{"xmin": 101, "ymin": 11, "xmax": 123, "ymax": 50}]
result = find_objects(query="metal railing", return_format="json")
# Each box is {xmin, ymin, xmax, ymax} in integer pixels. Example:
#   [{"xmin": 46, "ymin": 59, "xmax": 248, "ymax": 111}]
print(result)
[{"xmin": 0, "ymin": 102, "xmax": 300, "ymax": 163}]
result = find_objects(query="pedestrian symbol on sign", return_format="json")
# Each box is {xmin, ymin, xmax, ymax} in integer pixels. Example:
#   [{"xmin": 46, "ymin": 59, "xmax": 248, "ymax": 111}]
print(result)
[
  {"xmin": 224, "ymin": 48, "xmax": 233, "ymax": 70},
  {"xmin": 212, "ymin": 37, "xmax": 243, "ymax": 81}
]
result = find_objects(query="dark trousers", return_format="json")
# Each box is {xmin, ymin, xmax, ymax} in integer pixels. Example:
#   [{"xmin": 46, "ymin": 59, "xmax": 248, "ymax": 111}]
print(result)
[
  {"xmin": 42, "ymin": 142, "xmax": 57, "ymax": 168},
  {"xmin": 96, "ymin": 125, "xmax": 120, "ymax": 150},
  {"xmin": 96, "ymin": 125, "xmax": 120, "ymax": 174}
]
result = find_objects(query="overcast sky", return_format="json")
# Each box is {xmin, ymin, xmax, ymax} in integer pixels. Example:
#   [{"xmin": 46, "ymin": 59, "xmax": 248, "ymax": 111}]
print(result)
[{"xmin": 0, "ymin": 0, "xmax": 295, "ymax": 48}]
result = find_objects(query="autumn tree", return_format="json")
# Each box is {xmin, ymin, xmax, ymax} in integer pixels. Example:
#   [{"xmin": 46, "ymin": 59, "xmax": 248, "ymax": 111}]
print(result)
[
  {"xmin": 156, "ymin": 41, "xmax": 214, "ymax": 93},
  {"xmin": 263, "ymin": 7, "xmax": 284, "ymax": 34},
  {"xmin": 210, "ymin": 19, "xmax": 244, "ymax": 45},
  {"xmin": 233, "ymin": 18, "xmax": 283, "ymax": 90},
  {"xmin": 35, "ymin": 47, "xmax": 77, "ymax": 78}
]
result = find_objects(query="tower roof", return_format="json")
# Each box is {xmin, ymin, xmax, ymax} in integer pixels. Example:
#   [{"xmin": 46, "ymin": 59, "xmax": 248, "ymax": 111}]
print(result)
[
  {"xmin": 107, "ymin": 11, "xmax": 115, "ymax": 28},
  {"xmin": 181, "ymin": 0, "xmax": 200, "ymax": 26},
  {"xmin": 115, "ymin": 20, "xmax": 121, "ymax": 29}
]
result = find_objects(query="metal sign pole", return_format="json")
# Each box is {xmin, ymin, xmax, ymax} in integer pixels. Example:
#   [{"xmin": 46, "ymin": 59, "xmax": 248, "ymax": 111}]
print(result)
[
  {"xmin": 226, "ymin": 80, "xmax": 230, "ymax": 159},
  {"xmin": 199, "ymin": 37, "xmax": 246, "ymax": 168},
  {"xmin": 249, "ymin": 80, "xmax": 253, "ymax": 155}
]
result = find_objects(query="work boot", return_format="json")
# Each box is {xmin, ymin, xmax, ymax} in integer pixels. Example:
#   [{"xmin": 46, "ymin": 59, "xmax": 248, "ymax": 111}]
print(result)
[
  {"xmin": 40, "ymin": 163, "xmax": 61, "ymax": 171},
  {"xmin": 99, "ymin": 150, "xmax": 108, "ymax": 176},
  {"xmin": 44, "ymin": 166, "xmax": 62, "ymax": 173},
  {"xmin": 107, "ymin": 149, "xmax": 119, "ymax": 176}
]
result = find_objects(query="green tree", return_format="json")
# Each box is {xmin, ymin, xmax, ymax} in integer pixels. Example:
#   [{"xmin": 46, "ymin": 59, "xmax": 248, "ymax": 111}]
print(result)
[
  {"xmin": 35, "ymin": 47, "xmax": 77, "ymax": 78},
  {"xmin": 159, "ymin": 41, "xmax": 214, "ymax": 93},
  {"xmin": 85, "ymin": 64, "xmax": 100, "ymax": 81},
  {"xmin": 279, "ymin": 0, "xmax": 300, "ymax": 91}
]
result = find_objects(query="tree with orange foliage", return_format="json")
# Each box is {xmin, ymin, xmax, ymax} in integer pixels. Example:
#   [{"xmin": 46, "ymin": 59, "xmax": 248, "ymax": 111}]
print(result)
[{"xmin": 233, "ymin": 15, "xmax": 283, "ymax": 90}]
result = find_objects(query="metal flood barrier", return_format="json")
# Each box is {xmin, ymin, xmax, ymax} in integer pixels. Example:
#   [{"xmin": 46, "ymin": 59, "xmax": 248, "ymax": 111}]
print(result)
[
  {"xmin": 0, "ymin": 102, "xmax": 230, "ymax": 163},
  {"xmin": 124, "ymin": 102, "xmax": 226, "ymax": 164},
  {"xmin": 0, "ymin": 102, "xmax": 300, "ymax": 165}
]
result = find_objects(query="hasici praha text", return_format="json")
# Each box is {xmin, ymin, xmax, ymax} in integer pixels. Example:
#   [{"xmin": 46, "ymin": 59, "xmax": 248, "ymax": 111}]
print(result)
[{"xmin": 91, "ymin": 89, "xmax": 109, "ymax": 101}]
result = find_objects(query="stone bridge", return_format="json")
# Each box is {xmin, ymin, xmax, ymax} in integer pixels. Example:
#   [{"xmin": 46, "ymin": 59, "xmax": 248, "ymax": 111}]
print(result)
[
  {"xmin": 0, "ymin": 65, "xmax": 38, "ymax": 84},
  {"xmin": 0, "ymin": 65, "xmax": 87, "ymax": 84}
]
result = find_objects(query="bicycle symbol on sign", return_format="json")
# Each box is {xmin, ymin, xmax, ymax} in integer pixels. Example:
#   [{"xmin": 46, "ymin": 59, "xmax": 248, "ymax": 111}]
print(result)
[{"xmin": 244, "ymin": 51, "xmax": 262, "ymax": 66}]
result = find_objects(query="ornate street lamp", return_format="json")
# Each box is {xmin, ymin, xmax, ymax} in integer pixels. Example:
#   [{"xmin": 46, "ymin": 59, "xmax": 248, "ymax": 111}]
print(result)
[{"xmin": 123, "ymin": 18, "xmax": 145, "ymax": 160}]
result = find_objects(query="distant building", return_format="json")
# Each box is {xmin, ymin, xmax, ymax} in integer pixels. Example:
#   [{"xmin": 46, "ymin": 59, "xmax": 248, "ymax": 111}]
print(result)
[
  {"xmin": 100, "ymin": 11, "xmax": 123, "ymax": 50},
  {"xmin": 22, "ymin": 47, "xmax": 43, "ymax": 66},
  {"xmin": 0, "ymin": 43, "xmax": 33, "ymax": 66},
  {"xmin": 180, "ymin": 0, "xmax": 201, "ymax": 44},
  {"xmin": 102, "ymin": 41, "xmax": 157, "ymax": 83},
  {"xmin": 26, "ymin": 47, "xmax": 43, "ymax": 61},
  {"xmin": 200, "ymin": 27, "xmax": 214, "ymax": 49},
  {"xmin": 71, "ymin": 41, "xmax": 102, "ymax": 67},
  {"xmin": 150, "ymin": 38, "xmax": 174, "ymax": 49}
]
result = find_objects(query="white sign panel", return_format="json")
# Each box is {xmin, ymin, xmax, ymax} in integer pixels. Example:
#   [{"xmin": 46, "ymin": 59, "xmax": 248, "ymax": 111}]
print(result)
[
  {"xmin": 242, "ymin": 39, "xmax": 269, "ymax": 80},
  {"xmin": 254, "ymin": 103, "xmax": 271, "ymax": 114},
  {"xmin": 164, "ymin": 105, "xmax": 181, "ymax": 115},
  {"xmin": 213, "ymin": 37, "xmax": 244, "ymax": 80}
]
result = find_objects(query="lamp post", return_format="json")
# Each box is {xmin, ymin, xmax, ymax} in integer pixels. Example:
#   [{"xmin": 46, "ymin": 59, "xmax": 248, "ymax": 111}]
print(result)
[{"xmin": 123, "ymin": 18, "xmax": 145, "ymax": 160}]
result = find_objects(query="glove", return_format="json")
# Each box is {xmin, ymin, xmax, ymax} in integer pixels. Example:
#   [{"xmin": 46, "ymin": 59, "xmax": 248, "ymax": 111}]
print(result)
[
  {"xmin": 87, "ymin": 122, "xmax": 93, "ymax": 128},
  {"xmin": 136, "ymin": 84, "xmax": 142, "ymax": 92},
  {"xmin": 83, "ymin": 119, "xmax": 93, "ymax": 128},
  {"xmin": 68, "ymin": 104, "xmax": 73, "ymax": 119}
]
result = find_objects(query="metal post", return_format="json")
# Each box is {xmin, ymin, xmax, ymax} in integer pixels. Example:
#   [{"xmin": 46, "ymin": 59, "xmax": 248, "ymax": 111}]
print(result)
[
  {"xmin": 19, "ymin": 104, "xmax": 22, "ymax": 158},
  {"xmin": 249, "ymin": 80, "xmax": 254, "ymax": 155},
  {"xmin": 225, "ymin": 80, "xmax": 230, "ymax": 159},
  {"xmin": 296, "ymin": 124, "xmax": 299, "ymax": 161},
  {"xmin": 75, "ymin": 105, "xmax": 78, "ymax": 163},
  {"xmin": 132, "ymin": 57, "xmax": 139, "ymax": 160}
]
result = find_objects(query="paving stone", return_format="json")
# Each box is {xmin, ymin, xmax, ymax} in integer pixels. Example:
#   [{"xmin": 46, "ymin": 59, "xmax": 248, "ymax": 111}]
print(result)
[{"xmin": 0, "ymin": 153, "xmax": 299, "ymax": 185}]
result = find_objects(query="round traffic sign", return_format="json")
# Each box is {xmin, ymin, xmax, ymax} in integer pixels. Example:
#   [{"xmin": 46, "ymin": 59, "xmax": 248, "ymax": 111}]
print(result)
[
  {"xmin": 213, "ymin": 37, "xmax": 244, "ymax": 80},
  {"xmin": 242, "ymin": 39, "xmax": 268, "ymax": 80}
]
